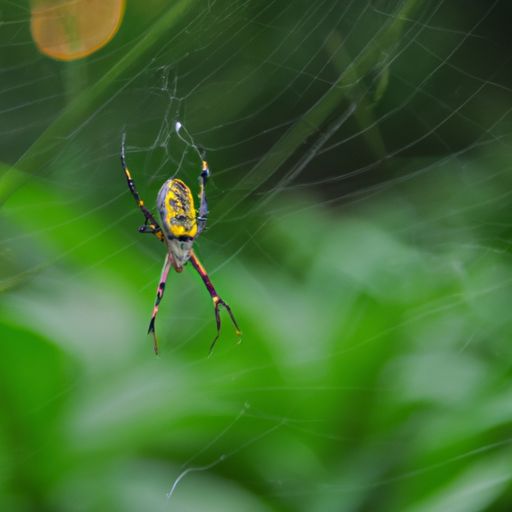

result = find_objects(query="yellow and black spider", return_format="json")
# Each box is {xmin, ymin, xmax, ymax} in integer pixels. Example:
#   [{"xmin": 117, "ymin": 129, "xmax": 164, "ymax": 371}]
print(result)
[{"xmin": 121, "ymin": 130, "xmax": 241, "ymax": 355}]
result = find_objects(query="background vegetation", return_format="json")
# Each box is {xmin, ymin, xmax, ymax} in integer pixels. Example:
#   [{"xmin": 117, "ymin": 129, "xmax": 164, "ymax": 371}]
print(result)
[{"xmin": 2, "ymin": 1, "xmax": 512, "ymax": 510}]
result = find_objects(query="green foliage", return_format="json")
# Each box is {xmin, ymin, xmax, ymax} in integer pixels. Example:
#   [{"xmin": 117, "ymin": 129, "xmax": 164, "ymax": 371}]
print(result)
[
  {"xmin": 1, "ymin": 1, "xmax": 512, "ymax": 511},
  {"xmin": 3, "ymin": 154, "xmax": 512, "ymax": 510}
]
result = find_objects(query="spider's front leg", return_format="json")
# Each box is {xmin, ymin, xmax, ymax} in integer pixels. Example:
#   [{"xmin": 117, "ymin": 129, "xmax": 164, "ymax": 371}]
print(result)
[
  {"xmin": 189, "ymin": 250, "xmax": 241, "ymax": 353},
  {"xmin": 147, "ymin": 253, "xmax": 172, "ymax": 355}
]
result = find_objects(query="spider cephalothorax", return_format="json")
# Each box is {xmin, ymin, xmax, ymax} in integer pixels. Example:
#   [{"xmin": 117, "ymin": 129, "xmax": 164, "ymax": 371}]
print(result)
[{"xmin": 121, "ymin": 131, "xmax": 240, "ymax": 354}]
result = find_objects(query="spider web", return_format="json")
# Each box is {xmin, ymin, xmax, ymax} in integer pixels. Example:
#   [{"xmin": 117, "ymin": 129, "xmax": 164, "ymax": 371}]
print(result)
[{"xmin": 2, "ymin": 1, "xmax": 512, "ymax": 511}]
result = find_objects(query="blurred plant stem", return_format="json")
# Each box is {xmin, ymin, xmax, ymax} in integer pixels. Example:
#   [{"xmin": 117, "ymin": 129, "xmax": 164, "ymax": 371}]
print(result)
[
  {"xmin": 213, "ymin": 0, "xmax": 424, "ymax": 224},
  {"xmin": 0, "ymin": 0, "xmax": 198, "ymax": 207}
]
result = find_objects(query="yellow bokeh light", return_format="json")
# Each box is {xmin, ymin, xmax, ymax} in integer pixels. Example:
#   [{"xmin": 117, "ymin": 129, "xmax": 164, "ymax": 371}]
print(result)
[{"xmin": 31, "ymin": 0, "xmax": 126, "ymax": 61}]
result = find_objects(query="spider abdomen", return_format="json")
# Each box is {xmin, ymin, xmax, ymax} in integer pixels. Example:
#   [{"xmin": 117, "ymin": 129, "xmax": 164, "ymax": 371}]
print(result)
[{"xmin": 157, "ymin": 178, "xmax": 198, "ymax": 239}]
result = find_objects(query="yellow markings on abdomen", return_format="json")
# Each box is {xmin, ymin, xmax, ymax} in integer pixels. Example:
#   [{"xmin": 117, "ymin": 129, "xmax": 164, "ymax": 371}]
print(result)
[{"xmin": 157, "ymin": 178, "xmax": 198, "ymax": 239}]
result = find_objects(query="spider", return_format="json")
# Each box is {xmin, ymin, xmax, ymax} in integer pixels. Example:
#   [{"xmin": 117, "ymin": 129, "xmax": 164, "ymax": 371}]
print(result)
[{"xmin": 120, "ymin": 130, "xmax": 241, "ymax": 355}]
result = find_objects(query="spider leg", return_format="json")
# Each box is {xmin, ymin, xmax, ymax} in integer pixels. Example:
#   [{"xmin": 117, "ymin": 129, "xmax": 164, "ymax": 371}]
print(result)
[
  {"xmin": 147, "ymin": 253, "xmax": 172, "ymax": 355},
  {"xmin": 174, "ymin": 122, "xmax": 209, "ymax": 236},
  {"xmin": 138, "ymin": 219, "xmax": 162, "ymax": 235},
  {"xmin": 196, "ymin": 160, "xmax": 209, "ymax": 236},
  {"xmin": 189, "ymin": 250, "xmax": 241, "ymax": 353},
  {"xmin": 121, "ymin": 134, "xmax": 165, "ymax": 243}
]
